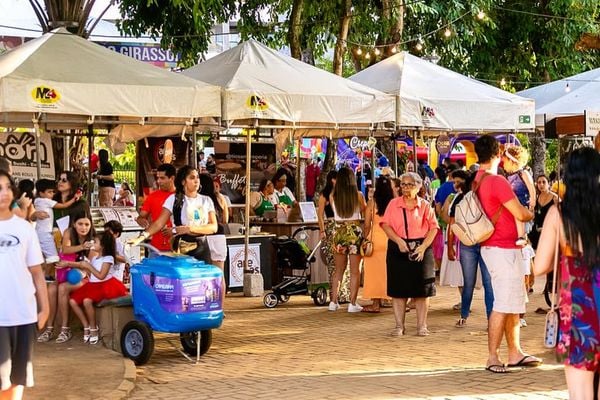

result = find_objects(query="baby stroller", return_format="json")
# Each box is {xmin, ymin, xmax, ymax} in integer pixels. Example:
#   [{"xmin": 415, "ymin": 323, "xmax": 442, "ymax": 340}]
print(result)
[{"xmin": 263, "ymin": 226, "xmax": 328, "ymax": 308}]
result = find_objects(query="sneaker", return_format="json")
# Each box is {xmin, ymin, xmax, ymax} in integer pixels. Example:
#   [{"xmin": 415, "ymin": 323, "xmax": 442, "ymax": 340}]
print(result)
[
  {"xmin": 348, "ymin": 303, "xmax": 363, "ymax": 313},
  {"xmin": 519, "ymin": 318, "xmax": 528, "ymax": 328},
  {"xmin": 516, "ymin": 236, "xmax": 528, "ymax": 246},
  {"xmin": 328, "ymin": 302, "xmax": 340, "ymax": 311}
]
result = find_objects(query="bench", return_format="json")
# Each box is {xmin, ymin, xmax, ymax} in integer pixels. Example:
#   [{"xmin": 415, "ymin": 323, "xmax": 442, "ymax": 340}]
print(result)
[{"xmin": 95, "ymin": 295, "xmax": 134, "ymax": 353}]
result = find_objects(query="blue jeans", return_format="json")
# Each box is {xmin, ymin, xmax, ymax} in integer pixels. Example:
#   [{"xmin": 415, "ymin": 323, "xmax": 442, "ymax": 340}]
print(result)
[{"xmin": 459, "ymin": 243, "xmax": 494, "ymax": 319}]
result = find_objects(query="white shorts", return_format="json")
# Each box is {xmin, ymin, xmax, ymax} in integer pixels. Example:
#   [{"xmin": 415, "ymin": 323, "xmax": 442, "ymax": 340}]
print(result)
[
  {"xmin": 521, "ymin": 245, "xmax": 535, "ymax": 276},
  {"xmin": 206, "ymin": 234, "xmax": 227, "ymax": 263},
  {"xmin": 37, "ymin": 232, "xmax": 59, "ymax": 263},
  {"xmin": 480, "ymin": 247, "xmax": 526, "ymax": 314}
]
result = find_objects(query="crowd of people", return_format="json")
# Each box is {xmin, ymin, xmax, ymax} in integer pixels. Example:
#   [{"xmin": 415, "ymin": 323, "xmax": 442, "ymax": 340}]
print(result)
[{"xmin": 1, "ymin": 133, "xmax": 599, "ymax": 399}]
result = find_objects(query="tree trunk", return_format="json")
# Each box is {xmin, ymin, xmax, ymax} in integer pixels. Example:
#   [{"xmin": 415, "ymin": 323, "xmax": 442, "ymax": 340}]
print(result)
[
  {"xmin": 529, "ymin": 130, "xmax": 546, "ymax": 178},
  {"xmin": 288, "ymin": 0, "xmax": 305, "ymax": 59},
  {"xmin": 332, "ymin": 0, "xmax": 352, "ymax": 76}
]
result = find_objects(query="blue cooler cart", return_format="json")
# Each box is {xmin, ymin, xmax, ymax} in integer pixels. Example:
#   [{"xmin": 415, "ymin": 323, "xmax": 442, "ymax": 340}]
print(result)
[{"xmin": 121, "ymin": 254, "xmax": 224, "ymax": 365}]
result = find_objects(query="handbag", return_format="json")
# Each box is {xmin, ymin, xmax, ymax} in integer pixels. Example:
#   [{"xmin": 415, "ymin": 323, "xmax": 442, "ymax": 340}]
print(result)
[
  {"xmin": 171, "ymin": 234, "xmax": 210, "ymax": 261},
  {"xmin": 402, "ymin": 208, "xmax": 424, "ymax": 261},
  {"xmin": 544, "ymin": 228, "xmax": 561, "ymax": 348},
  {"xmin": 361, "ymin": 202, "xmax": 375, "ymax": 257}
]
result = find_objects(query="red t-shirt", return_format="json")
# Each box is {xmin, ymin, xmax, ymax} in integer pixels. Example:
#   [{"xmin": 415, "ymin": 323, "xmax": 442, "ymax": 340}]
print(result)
[
  {"xmin": 140, "ymin": 189, "xmax": 174, "ymax": 251},
  {"xmin": 475, "ymin": 171, "xmax": 518, "ymax": 249}
]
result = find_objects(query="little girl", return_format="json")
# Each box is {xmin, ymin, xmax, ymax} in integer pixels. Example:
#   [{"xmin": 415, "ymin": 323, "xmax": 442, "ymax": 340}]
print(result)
[
  {"xmin": 38, "ymin": 212, "xmax": 95, "ymax": 343},
  {"xmin": 62, "ymin": 231, "xmax": 127, "ymax": 344},
  {"xmin": 502, "ymin": 146, "xmax": 536, "ymax": 246}
]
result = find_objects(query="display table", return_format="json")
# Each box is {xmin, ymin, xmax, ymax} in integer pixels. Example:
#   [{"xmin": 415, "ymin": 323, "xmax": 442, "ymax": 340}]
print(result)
[
  {"xmin": 251, "ymin": 221, "xmax": 329, "ymax": 287},
  {"xmin": 225, "ymin": 233, "xmax": 276, "ymax": 292}
]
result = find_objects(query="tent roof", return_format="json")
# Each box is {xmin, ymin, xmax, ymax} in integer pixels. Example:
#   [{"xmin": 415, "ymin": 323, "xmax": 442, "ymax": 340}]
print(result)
[
  {"xmin": 0, "ymin": 28, "xmax": 221, "ymax": 129},
  {"xmin": 517, "ymin": 68, "xmax": 600, "ymax": 125},
  {"xmin": 349, "ymin": 51, "xmax": 535, "ymax": 132},
  {"xmin": 182, "ymin": 39, "xmax": 394, "ymax": 127}
]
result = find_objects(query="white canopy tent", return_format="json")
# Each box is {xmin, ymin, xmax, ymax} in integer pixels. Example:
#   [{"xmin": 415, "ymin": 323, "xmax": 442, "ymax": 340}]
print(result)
[
  {"xmin": 0, "ymin": 28, "xmax": 221, "ymax": 131},
  {"xmin": 518, "ymin": 68, "xmax": 600, "ymax": 128},
  {"xmin": 349, "ymin": 51, "xmax": 535, "ymax": 132},
  {"xmin": 182, "ymin": 39, "xmax": 395, "ymax": 270}
]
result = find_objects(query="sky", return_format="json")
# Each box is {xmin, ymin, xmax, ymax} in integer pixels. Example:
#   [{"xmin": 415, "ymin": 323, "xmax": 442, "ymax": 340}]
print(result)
[{"xmin": 0, "ymin": 0, "xmax": 121, "ymax": 25}]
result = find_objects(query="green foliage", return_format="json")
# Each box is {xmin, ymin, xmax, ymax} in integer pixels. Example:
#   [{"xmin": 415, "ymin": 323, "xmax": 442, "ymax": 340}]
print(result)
[
  {"xmin": 117, "ymin": 0, "xmax": 238, "ymax": 66},
  {"xmin": 94, "ymin": 138, "xmax": 136, "ymax": 170},
  {"xmin": 545, "ymin": 139, "xmax": 559, "ymax": 175}
]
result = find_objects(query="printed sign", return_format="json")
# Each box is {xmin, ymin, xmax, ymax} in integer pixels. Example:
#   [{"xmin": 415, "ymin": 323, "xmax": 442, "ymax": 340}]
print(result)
[
  {"xmin": 435, "ymin": 134, "xmax": 451, "ymax": 154},
  {"xmin": 227, "ymin": 243, "xmax": 261, "ymax": 288},
  {"xmin": 0, "ymin": 131, "xmax": 55, "ymax": 180},
  {"xmin": 519, "ymin": 115, "xmax": 531, "ymax": 124},
  {"xmin": 31, "ymin": 85, "xmax": 61, "ymax": 107},
  {"xmin": 98, "ymin": 42, "xmax": 180, "ymax": 69},
  {"xmin": 142, "ymin": 274, "xmax": 222, "ymax": 313},
  {"xmin": 585, "ymin": 111, "xmax": 600, "ymax": 137},
  {"xmin": 213, "ymin": 141, "xmax": 276, "ymax": 204}
]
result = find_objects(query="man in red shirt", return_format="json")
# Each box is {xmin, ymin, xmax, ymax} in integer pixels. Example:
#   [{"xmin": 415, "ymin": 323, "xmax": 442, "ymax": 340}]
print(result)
[
  {"xmin": 136, "ymin": 164, "xmax": 176, "ymax": 251},
  {"xmin": 473, "ymin": 135, "xmax": 540, "ymax": 374}
]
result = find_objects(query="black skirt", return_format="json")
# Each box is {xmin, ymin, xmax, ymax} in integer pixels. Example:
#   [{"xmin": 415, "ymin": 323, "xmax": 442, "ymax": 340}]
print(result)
[{"xmin": 386, "ymin": 239, "xmax": 436, "ymax": 298}]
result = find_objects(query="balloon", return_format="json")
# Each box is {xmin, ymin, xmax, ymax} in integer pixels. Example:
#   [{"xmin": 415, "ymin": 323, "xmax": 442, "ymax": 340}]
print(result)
[{"xmin": 66, "ymin": 269, "xmax": 83, "ymax": 285}]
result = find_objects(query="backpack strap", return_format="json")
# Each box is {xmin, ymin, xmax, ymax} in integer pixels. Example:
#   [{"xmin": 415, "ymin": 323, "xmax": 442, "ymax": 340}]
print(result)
[{"xmin": 473, "ymin": 172, "xmax": 503, "ymax": 224}]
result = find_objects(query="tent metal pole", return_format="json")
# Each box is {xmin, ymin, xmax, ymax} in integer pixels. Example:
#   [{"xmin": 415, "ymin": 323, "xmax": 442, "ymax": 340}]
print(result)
[
  {"xmin": 34, "ymin": 123, "xmax": 42, "ymax": 180},
  {"xmin": 87, "ymin": 124, "xmax": 94, "ymax": 205},
  {"xmin": 394, "ymin": 131, "xmax": 398, "ymax": 177},
  {"xmin": 412, "ymin": 130, "xmax": 418, "ymax": 170},
  {"xmin": 192, "ymin": 130, "xmax": 198, "ymax": 168},
  {"xmin": 243, "ymin": 120, "xmax": 257, "ymax": 279}
]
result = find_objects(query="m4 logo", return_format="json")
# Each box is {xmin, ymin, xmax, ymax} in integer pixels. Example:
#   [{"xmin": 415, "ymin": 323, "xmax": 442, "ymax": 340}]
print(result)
[
  {"xmin": 31, "ymin": 86, "xmax": 61, "ymax": 104},
  {"xmin": 421, "ymin": 106, "xmax": 435, "ymax": 118}
]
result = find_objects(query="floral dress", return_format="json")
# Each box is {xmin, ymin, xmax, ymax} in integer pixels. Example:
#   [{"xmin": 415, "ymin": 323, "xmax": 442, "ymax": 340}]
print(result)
[
  {"xmin": 322, "ymin": 220, "xmax": 350, "ymax": 302},
  {"xmin": 556, "ymin": 255, "xmax": 600, "ymax": 371}
]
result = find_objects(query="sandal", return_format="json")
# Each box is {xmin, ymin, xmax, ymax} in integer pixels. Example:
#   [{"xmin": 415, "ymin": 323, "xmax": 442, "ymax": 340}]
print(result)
[
  {"xmin": 55, "ymin": 327, "xmax": 72, "ymax": 344},
  {"xmin": 37, "ymin": 327, "xmax": 54, "ymax": 342},
  {"xmin": 83, "ymin": 327, "xmax": 91, "ymax": 343},
  {"xmin": 417, "ymin": 327, "xmax": 430, "ymax": 336},
  {"xmin": 390, "ymin": 326, "xmax": 404, "ymax": 337},
  {"xmin": 361, "ymin": 305, "xmax": 381, "ymax": 313},
  {"xmin": 455, "ymin": 318, "xmax": 467, "ymax": 328},
  {"xmin": 89, "ymin": 327, "xmax": 99, "ymax": 345}
]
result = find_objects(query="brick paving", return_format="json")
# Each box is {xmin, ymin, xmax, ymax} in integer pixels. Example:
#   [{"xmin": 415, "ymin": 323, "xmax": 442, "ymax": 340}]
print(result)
[{"xmin": 126, "ymin": 278, "xmax": 568, "ymax": 400}]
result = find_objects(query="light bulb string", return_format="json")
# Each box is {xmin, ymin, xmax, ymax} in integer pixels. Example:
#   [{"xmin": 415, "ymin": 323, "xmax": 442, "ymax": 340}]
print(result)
[{"xmin": 342, "ymin": 10, "xmax": 471, "ymax": 50}]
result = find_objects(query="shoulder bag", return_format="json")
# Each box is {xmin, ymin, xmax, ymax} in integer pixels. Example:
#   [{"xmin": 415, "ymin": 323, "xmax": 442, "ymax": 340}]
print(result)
[
  {"xmin": 544, "ymin": 226, "xmax": 561, "ymax": 348},
  {"xmin": 170, "ymin": 193, "xmax": 211, "ymax": 261},
  {"xmin": 361, "ymin": 202, "xmax": 375, "ymax": 257}
]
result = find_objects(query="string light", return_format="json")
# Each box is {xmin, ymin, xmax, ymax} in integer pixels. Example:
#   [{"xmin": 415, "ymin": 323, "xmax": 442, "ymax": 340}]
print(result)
[
  {"xmin": 500, "ymin": 78, "xmax": 506, "ymax": 86},
  {"xmin": 391, "ymin": 46, "xmax": 397, "ymax": 53},
  {"xmin": 374, "ymin": 48, "xmax": 381, "ymax": 56},
  {"xmin": 477, "ymin": 10, "xmax": 486, "ymax": 20},
  {"xmin": 365, "ymin": 52, "xmax": 371, "ymax": 60},
  {"xmin": 565, "ymin": 82, "xmax": 571, "ymax": 92},
  {"xmin": 415, "ymin": 42, "xmax": 423, "ymax": 51},
  {"xmin": 356, "ymin": 48, "xmax": 362, "ymax": 55},
  {"xmin": 444, "ymin": 28, "xmax": 452, "ymax": 38}
]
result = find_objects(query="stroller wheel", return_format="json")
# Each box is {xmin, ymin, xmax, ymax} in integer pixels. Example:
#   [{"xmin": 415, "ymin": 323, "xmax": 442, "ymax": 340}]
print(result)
[
  {"xmin": 263, "ymin": 292, "xmax": 279, "ymax": 308},
  {"xmin": 313, "ymin": 286, "xmax": 328, "ymax": 306},
  {"xmin": 278, "ymin": 294, "xmax": 290, "ymax": 303}
]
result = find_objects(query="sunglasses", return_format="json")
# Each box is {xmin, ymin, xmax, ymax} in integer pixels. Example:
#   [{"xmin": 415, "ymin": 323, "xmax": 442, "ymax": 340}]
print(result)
[{"xmin": 58, "ymin": 177, "xmax": 68, "ymax": 183}]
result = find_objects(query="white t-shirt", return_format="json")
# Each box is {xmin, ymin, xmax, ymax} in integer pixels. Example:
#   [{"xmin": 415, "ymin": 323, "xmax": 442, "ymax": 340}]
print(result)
[
  {"xmin": 163, "ymin": 193, "xmax": 215, "ymax": 228},
  {"xmin": 89, "ymin": 255, "xmax": 114, "ymax": 283},
  {"xmin": 0, "ymin": 215, "xmax": 44, "ymax": 326},
  {"xmin": 34, "ymin": 197, "xmax": 57, "ymax": 233},
  {"xmin": 110, "ymin": 241, "xmax": 127, "ymax": 282}
]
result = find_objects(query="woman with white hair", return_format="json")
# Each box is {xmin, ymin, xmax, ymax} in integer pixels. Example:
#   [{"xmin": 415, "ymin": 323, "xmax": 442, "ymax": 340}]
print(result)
[{"xmin": 381, "ymin": 172, "xmax": 439, "ymax": 336}]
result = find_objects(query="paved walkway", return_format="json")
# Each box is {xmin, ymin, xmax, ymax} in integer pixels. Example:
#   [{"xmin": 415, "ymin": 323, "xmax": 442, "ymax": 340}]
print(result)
[{"xmin": 124, "ymin": 278, "xmax": 567, "ymax": 400}]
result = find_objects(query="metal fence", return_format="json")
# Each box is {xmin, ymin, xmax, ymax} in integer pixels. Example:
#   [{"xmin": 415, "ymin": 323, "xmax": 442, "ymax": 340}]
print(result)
[{"xmin": 113, "ymin": 170, "xmax": 136, "ymax": 189}]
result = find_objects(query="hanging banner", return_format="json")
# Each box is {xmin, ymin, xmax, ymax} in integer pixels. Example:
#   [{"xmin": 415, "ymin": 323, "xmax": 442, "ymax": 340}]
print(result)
[
  {"xmin": 585, "ymin": 111, "xmax": 600, "ymax": 137},
  {"xmin": 212, "ymin": 140, "xmax": 276, "ymax": 204},
  {"xmin": 0, "ymin": 130, "xmax": 55, "ymax": 180},
  {"xmin": 227, "ymin": 243, "xmax": 261, "ymax": 288},
  {"xmin": 137, "ymin": 137, "xmax": 190, "ymax": 196}
]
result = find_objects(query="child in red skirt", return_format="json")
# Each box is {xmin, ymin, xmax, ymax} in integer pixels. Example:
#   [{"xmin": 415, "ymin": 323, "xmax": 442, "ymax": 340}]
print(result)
[{"xmin": 59, "ymin": 231, "xmax": 127, "ymax": 344}]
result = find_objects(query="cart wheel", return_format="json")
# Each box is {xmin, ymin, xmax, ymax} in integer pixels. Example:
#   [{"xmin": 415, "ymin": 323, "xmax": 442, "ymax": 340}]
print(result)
[
  {"xmin": 180, "ymin": 330, "xmax": 212, "ymax": 356},
  {"xmin": 263, "ymin": 292, "xmax": 279, "ymax": 308},
  {"xmin": 313, "ymin": 286, "xmax": 328, "ymax": 306},
  {"xmin": 278, "ymin": 294, "xmax": 290, "ymax": 303},
  {"xmin": 121, "ymin": 320, "xmax": 154, "ymax": 366}
]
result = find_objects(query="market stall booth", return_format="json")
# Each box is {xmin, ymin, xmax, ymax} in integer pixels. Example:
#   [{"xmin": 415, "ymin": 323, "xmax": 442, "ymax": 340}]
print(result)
[
  {"xmin": 349, "ymin": 51, "xmax": 535, "ymax": 170},
  {"xmin": 180, "ymin": 39, "xmax": 395, "ymax": 289}
]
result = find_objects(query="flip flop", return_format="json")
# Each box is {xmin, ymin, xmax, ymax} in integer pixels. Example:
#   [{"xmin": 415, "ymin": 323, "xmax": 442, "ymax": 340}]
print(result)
[
  {"xmin": 485, "ymin": 364, "xmax": 509, "ymax": 374},
  {"xmin": 361, "ymin": 305, "xmax": 380, "ymax": 313},
  {"xmin": 507, "ymin": 355, "xmax": 542, "ymax": 368}
]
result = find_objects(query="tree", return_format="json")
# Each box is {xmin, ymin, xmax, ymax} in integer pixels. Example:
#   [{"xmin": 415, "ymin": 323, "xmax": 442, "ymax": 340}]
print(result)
[{"xmin": 28, "ymin": 0, "xmax": 112, "ymax": 37}]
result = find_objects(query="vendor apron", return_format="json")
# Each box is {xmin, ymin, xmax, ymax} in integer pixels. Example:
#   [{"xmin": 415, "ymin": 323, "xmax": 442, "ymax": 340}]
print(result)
[
  {"xmin": 256, "ymin": 195, "xmax": 275, "ymax": 216},
  {"xmin": 277, "ymin": 193, "xmax": 293, "ymax": 206}
]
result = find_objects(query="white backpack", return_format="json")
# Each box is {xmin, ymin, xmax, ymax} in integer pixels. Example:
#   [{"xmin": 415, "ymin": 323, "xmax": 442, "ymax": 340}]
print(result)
[{"xmin": 451, "ymin": 174, "xmax": 502, "ymax": 246}]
